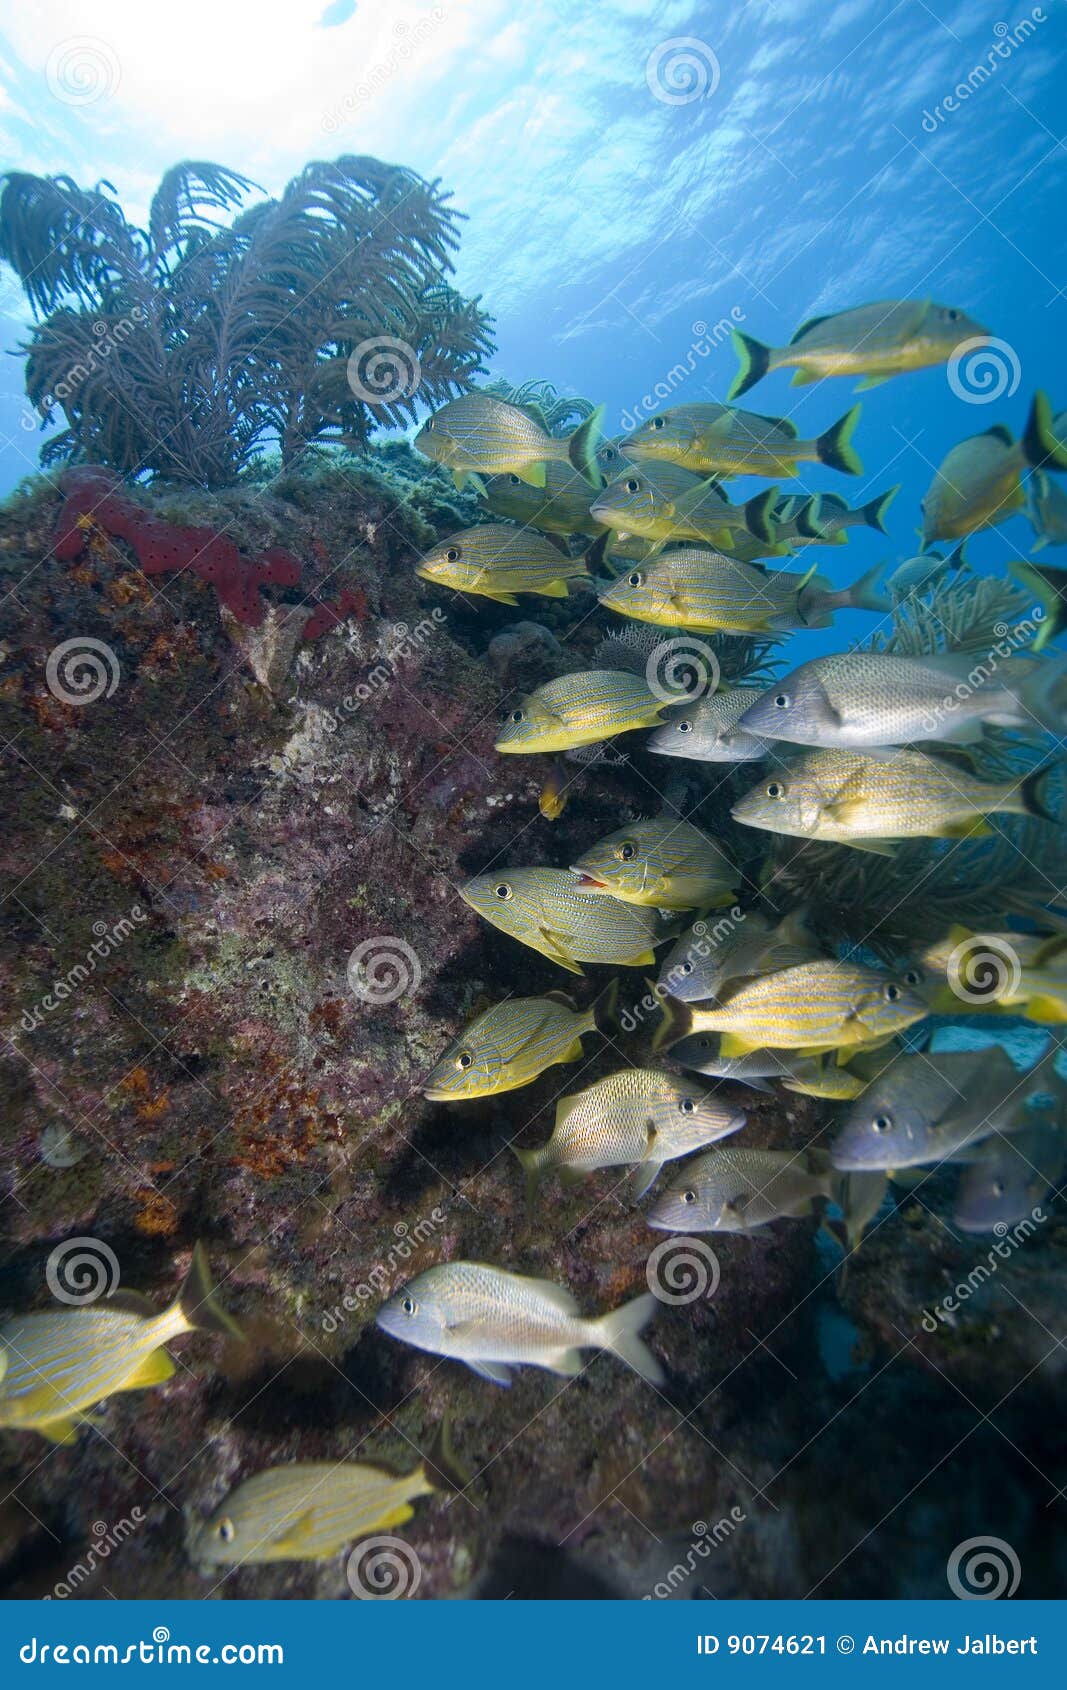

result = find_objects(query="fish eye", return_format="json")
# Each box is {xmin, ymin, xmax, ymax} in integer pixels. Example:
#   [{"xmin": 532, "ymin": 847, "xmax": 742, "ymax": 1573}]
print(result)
[
  {"xmin": 680, "ymin": 961, "xmax": 693, "ymax": 975},
  {"xmin": 677, "ymin": 719, "xmax": 693, "ymax": 733},
  {"xmin": 625, "ymin": 478, "xmax": 640, "ymax": 494},
  {"xmin": 217, "ymin": 1518, "xmax": 236, "ymax": 1544},
  {"xmin": 992, "ymin": 1180, "xmax": 1005, "ymax": 1197},
  {"xmin": 682, "ymin": 1189, "xmax": 696, "ymax": 1203},
  {"xmin": 872, "ymin": 1114, "xmax": 893, "ymax": 1134},
  {"xmin": 766, "ymin": 781, "xmax": 785, "ymax": 799},
  {"xmin": 602, "ymin": 447, "xmax": 618, "ymax": 461},
  {"xmin": 946, "ymin": 308, "xmax": 960, "ymax": 321},
  {"xmin": 509, "ymin": 709, "xmax": 525, "ymax": 723},
  {"xmin": 903, "ymin": 968, "xmax": 922, "ymax": 986},
  {"xmin": 445, "ymin": 546, "xmax": 461, "ymax": 563},
  {"xmin": 494, "ymin": 882, "xmax": 513, "ymax": 900},
  {"xmin": 627, "ymin": 571, "xmax": 643, "ymax": 588},
  {"xmin": 650, "ymin": 417, "xmax": 665, "ymax": 431},
  {"xmin": 678, "ymin": 1096, "xmax": 695, "ymax": 1113},
  {"xmin": 884, "ymin": 982, "xmax": 902, "ymax": 1002},
  {"xmin": 424, "ymin": 418, "xmax": 434, "ymax": 430},
  {"xmin": 773, "ymin": 694, "xmax": 790, "ymax": 709},
  {"xmin": 508, "ymin": 474, "xmax": 521, "ymax": 485},
  {"xmin": 617, "ymin": 840, "xmax": 637, "ymax": 861},
  {"xmin": 456, "ymin": 1050, "xmax": 473, "ymax": 1070},
  {"xmin": 402, "ymin": 1296, "xmax": 419, "ymax": 1316}
]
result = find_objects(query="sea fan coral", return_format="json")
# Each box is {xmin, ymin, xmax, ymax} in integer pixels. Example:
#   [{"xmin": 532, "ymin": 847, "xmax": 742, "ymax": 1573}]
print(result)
[{"xmin": 0, "ymin": 158, "xmax": 495, "ymax": 486}]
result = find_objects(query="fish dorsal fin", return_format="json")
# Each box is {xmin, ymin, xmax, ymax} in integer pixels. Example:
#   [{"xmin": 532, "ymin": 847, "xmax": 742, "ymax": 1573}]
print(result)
[
  {"xmin": 525, "ymin": 1277, "xmax": 581, "ymax": 1315},
  {"xmin": 984, "ymin": 424, "xmax": 1014, "ymax": 446},
  {"xmin": 554, "ymin": 1091, "xmax": 587, "ymax": 1130},
  {"xmin": 751, "ymin": 411, "xmax": 798, "ymax": 438},
  {"xmin": 790, "ymin": 312, "xmax": 834, "ymax": 345},
  {"xmin": 543, "ymin": 988, "xmax": 578, "ymax": 1010},
  {"xmin": 104, "ymin": 1290, "xmax": 157, "ymax": 1319}
]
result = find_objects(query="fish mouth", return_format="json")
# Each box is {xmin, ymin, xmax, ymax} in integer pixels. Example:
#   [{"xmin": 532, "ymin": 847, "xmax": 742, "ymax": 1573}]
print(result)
[{"xmin": 570, "ymin": 870, "xmax": 608, "ymax": 890}]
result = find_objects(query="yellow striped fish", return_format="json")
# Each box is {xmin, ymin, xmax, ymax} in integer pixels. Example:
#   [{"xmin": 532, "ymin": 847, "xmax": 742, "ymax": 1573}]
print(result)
[
  {"xmin": 729, "ymin": 301, "xmax": 988, "ymax": 397},
  {"xmin": 423, "ymin": 984, "xmax": 615, "ymax": 1100},
  {"xmin": 590, "ymin": 462, "xmax": 780, "ymax": 550},
  {"xmin": 514, "ymin": 1067, "xmax": 745, "ymax": 1200},
  {"xmin": 0, "ymin": 1244, "xmax": 241, "ymax": 1444},
  {"xmin": 191, "ymin": 1422, "xmax": 467, "ymax": 1567},
  {"xmin": 415, "ymin": 394, "xmax": 604, "ymax": 490},
  {"xmin": 416, "ymin": 524, "xmax": 592, "ymax": 605},
  {"xmin": 570, "ymin": 818, "xmax": 739, "ymax": 910},
  {"xmin": 622, "ymin": 401, "xmax": 863, "ymax": 478},
  {"xmin": 482, "ymin": 461, "xmax": 608, "ymax": 536},
  {"xmin": 920, "ymin": 926, "xmax": 1067, "ymax": 1023},
  {"xmin": 495, "ymin": 670, "xmax": 670, "ymax": 754},
  {"xmin": 461, "ymin": 867, "xmax": 677, "ymax": 973},
  {"xmin": 598, "ymin": 548, "xmax": 819, "ymax": 635},
  {"xmin": 657, "ymin": 959, "xmax": 926, "ymax": 1057},
  {"xmin": 922, "ymin": 393, "xmax": 1067, "ymax": 544}
]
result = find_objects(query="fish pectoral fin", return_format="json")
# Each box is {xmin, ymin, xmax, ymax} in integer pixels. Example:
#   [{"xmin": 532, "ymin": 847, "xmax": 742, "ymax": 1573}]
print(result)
[
  {"xmin": 789, "ymin": 368, "xmax": 819, "ymax": 387},
  {"xmin": 516, "ymin": 462, "xmax": 547, "ymax": 488},
  {"xmin": 121, "ymin": 1347, "xmax": 176, "ymax": 1391},
  {"xmin": 36, "ymin": 1415, "xmax": 84, "ymax": 1445},
  {"xmin": 561, "ymin": 1038, "xmax": 586, "ymax": 1061},
  {"xmin": 467, "ymin": 1360, "xmax": 514, "ymax": 1386},
  {"xmin": 261, "ymin": 1510, "xmax": 321, "ymax": 1555},
  {"xmin": 932, "ymin": 819, "xmax": 993, "ymax": 839},
  {"xmin": 537, "ymin": 926, "xmax": 584, "ymax": 974},
  {"xmin": 547, "ymin": 1348, "xmax": 585, "ymax": 1378},
  {"xmin": 855, "ymin": 375, "xmax": 889, "ymax": 391},
  {"xmin": 1025, "ymin": 994, "xmax": 1067, "ymax": 1024},
  {"xmin": 630, "ymin": 1160, "xmax": 663, "ymax": 1202}
]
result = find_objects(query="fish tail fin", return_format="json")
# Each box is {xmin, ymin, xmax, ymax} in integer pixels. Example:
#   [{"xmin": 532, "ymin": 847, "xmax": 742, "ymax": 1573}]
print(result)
[
  {"xmin": 1018, "ymin": 762, "xmax": 1061, "ymax": 824},
  {"xmin": 176, "ymin": 1243, "xmax": 244, "ymax": 1341},
  {"xmin": 511, "ymin": 1142, "xmax": 546, "ymax": 1207},
  {"xmin": 845, "ymin": 561, "xmax": 891, "ymax": 614},
  {"xmin": 1022, "ymin": 390, "xmax": 1067, "ymax": 471},
  {"xmin": 862, "ymin": 485, "xmax": 900, "ymax": 533},
  {"xmin": 423, "ymin": 1413, "xmax": 473, "ymax": 1497},
  {"xmin": 1008, "ymin": 557, "xmax": 1067, "ymax": 654},
  {"xmin": 591, "ymin": 974, "xmax": 620, "ymax": 1034},
  {"xmin": 816, "ymin": 405, "xmax": 864, "ymax": 476},
  {"xmin": 728, "ymin": 329, "xmax": 773, "ymax": 401},
  {"xmin": 652, "ymin": 992, "xmax": 692, "ymax": 1053},
  {"xmin": 946, "ymin": 540, "xmax": 968, "ymax": 573},
  {"xmin": 796, "ymin": 495, "xmax": 824, "ymax": 539},
  {"xmin": 743, "ymin": 485, "xmax": 779, "ymax": 544},
  {"xmin": 568, "ymin": 404, "xmax": 605, "ymax": 486},
  {"xmin": 594, "ymin": 1292, "xmax": 665, "ymax": 1386},
  {"xmin": 581, "ymin": 531, "xmax": 610, "ymax": 576}
]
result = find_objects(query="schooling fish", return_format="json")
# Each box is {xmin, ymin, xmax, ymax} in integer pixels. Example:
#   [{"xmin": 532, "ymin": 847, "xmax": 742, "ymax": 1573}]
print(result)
[
  {"xmin": 482, "ymin": 461, "xmax": 606, "ymax": 536},
  {"xmin": 416, "ymin": 524, "xmax": 593, "ymax": 604},
  {"xmin": 590, "ymin": 462, "xmax": 780, "ymax": 551},
  {"xmin": 783, "ymin": 486, "xmax": 900, "ymax": 542},
  {"xmin": 920, "ymin": 926, "xmax": 1067, "ymax": 1024},
  {"xmin": 788, "ymin": 562, "xmax": 891, "ymax": 625},
  {"xmin": 622, "ymin": 402, "xmax": 864, "ymax": 479},
  {"xmin": 377, "ymin": 1262, "xmax": 664, "ymax": 1386},
  {"xmin": 415, "ymin": 394, "xmax": 604, "ymax": 491},
  {"xmin": 1008, "ymin": 556, "xmax": 1067, "ymax": 652},
  {"xmin": 0, "ymin": 1244, "xmax": 240, "ymax": 1444},
  {"xmin": 657, "ymin": 907, "xmax": 817, "ymax": 1003},
  {"xmin": 729, "ymin": 299, "xmax": 989, "ymax": 398},
  {"xmin": 668, "ymin": 1035, "xmax": 865, "ymax": 1097},
  {"xmin": 495, "ymin": 670, "xmax": 670, "ymax": 754},
  {"xmin": 513, "ymin": 1067, "xmax": 745, "ymax": 1200},
  {"xmin": 570, "ymin": 817, "xmax": 738, "ymax": 911},
  {"xmin": 886, "ymin": 542, "xmax": 968, "ymax": 601},
  {"xmin": 598, "ymin": 547, "xmax": 822, "ymax": 635},
  {"xmin": 656, "ymin": 958, "xmax": 926, "ymax": 1057},
  {"xmin": 1026, "ymin": 469, "xmax": 1067, "ymax": 552},
  {"xmin": 953, "ymin": 1109, "xmax": 1066, "ymax": 1234},
  {"xmin": 735, "ymin": 650, "xmax": 1065, "ymax": 749},
  {"xmin": 921, "ymin": 393, "xmax": 1067, "ymax": 544},
  {"xmin": 731, "ymin": 747, "xmax": 1058, "ymax": 851},
  {"xmin": 648, "ymin": 1146, "xmax": 832, "ymax": 1233},
  {"xmin": 422, "ymin": 984, "xmax": 614, "ymax": 1101},
  {"xmin": 646, "ymin": 689, "xmax": 774, "ymax": 764},
  {"xmin": 830, "ymin": 1045, "xmax": 1043, "ymax": 1171},
  {"xmin": 191, "ymin": 1421, "xmax": 467, "ymax": 1567},
  {"xmin": 461, "ymin": 867, "xmax": 678, "ymax": 974}
]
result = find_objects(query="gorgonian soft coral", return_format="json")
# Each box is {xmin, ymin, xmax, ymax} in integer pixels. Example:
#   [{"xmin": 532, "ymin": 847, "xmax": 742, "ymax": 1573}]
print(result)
[{"xmin": 0, "ymin": 158, "xmax": 494, "ymax": 487}]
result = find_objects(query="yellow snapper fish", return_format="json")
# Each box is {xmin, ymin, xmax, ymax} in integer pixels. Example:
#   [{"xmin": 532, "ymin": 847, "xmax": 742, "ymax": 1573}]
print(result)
[
  {"xmin": 416, "ymin": 524, "xmax": 597, "ymax": 605},
  {"xmin": 494, "ymin": 669, "xmax": 669, "ymax": 754},
  {"xmin": 656, "ymin": 958, "xmax": 927, "ymax": 1058},
  {"xmin": 481, "ymin": 460, "xmax": 608, "ymax": 537},
  {"xmin": 598, "ymin": 547, "xmax": 822, "ymax": 635},
  {"xmin": 0, "ymin": 1244, "xmax": 241, "ymax": 1444},
  {"xmin": 1008, "ymin": 556, "xmax": 1067, "ymax": 653},
  {"xmin": 589, "ymin": 462, "xmax": 782, "ymax": 551},
  {"xmin": 921, "ymin": 392, "xmax": 1067, "ymax": 544},
  {"xmin": 646, "ymin": 688, "xmax": 774, "ymax": 764},
  {"xmin": 622, "ymin": 401, "xmax": 863, "ymax": 479},
  {"xmin": 377, "ymin": 1261, "xmax": 664, "ymax": 1387},
  {"xmin": 422, "ymin": 983, "xmax": 615, "ymax": 1101},
  {"xmin": 731, "ymin": 747, "xmax": 1058, "ymax": 852},
  {"xmin": 774, "ymin": 486, "xmax": 900, "ymax": 545},
  {"xmin": 514, "ymin": 1067, "xmax": 746, "ymax": 1201},
  {"xmin": 569, "ymin": 817, "xmax": 739, "ymax": 911},
  {"xmin": 415, "ymin": 394, "xmax": 604, "ymax": 491},
  {"xmin": 920, "ymin": 926, "xmax": 1067, "ymax": 1023},
  {"xmin": 728, "ymin": 299, "xmax": 990, "ymax": 398},
  {"xmin": 1026, "ymin": 469, "xmax": 1067, "ymax": 552},
  {"xmin": 461, "ymin": 867, "xmax": 678, "ymax": 974},
  {"xmin": 191, "ymin": 1421, "xmax": 467, "ymax": 1567},
  {"xmin": 648, "ymin": 1146, "xmax": 833, "ymax": 1233}
]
